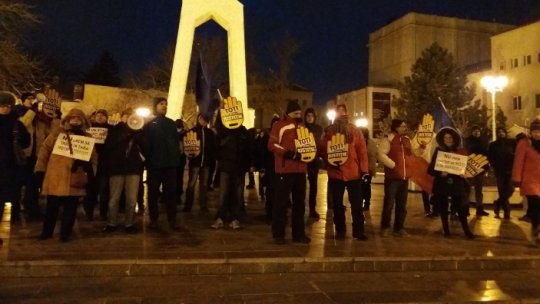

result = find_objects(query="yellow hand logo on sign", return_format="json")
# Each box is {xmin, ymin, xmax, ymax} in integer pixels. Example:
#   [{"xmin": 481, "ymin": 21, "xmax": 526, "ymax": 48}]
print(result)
[
  {"xmin": 294, "ymin": 126, "xmax": 317, "ymax": 162},
  {"xmin": 108, "ymin": 113, "xmax": 122, "ymax": 126},
  {"xmin": 327, "ymin": 133, "xmax": 349, "ymax": 166},
  {"xmin": 416, "ymin": 113, "xmax": 434, "ymax": 145},
  {"xmin": 183, "ymin": 130, "xmax": 201, "ymax": 158},
  {"xmin": 464, "ymin": 153, "xmax": 489, "ymax": 178},
  {"xmin": 220, "ymin": 96, "xmax": 244, "ymax": 129}
]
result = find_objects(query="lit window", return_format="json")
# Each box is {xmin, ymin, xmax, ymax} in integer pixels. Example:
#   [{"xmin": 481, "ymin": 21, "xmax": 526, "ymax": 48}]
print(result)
[
  {"xmin": 524, "ymin": 55, "xmax": 531, "ymax": 65},
  {"xmin": 511, "ymin": 58, "xmax": 519, "ymax": 68},
  {"xmin": 512, "ymin": 96, "xmax": 522, "ymax": 110},
  {"xmin": 536, "ymin": 94, "xmax": 540, "ymax": 109},
  {"xmin": 499, "ymin": 61, "xmax": 505, "ymax": 70}
]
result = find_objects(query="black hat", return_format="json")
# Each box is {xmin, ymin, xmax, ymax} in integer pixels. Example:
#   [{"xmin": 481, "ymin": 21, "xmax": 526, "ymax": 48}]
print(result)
[
  {"xmin": 21, "ymin": 92, "xmax": 35, "ymax": 102},
  {"xmin": 530, "ymin": 119, "xmax": 540, "ymax": 132},
  {"xmin": 0, "ymin": 91, "xmax": 16, "ymax": 107},
  {"xmin": 286, "ymin": 100, "xmax": 301, "ymax": 114},
  {"xmin": 152, "ymin": 97, "xmax": 167, "ymax": 112},
  {"xmin": 95, "ymin": 109, "xmax": 109, "ymax": 118}
]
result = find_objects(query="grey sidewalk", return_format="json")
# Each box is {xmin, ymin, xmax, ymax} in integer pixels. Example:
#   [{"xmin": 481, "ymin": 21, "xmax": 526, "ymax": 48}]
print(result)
[{"xmin": 1, "ymin": 174, "xmax": 539, "ymax": 277}]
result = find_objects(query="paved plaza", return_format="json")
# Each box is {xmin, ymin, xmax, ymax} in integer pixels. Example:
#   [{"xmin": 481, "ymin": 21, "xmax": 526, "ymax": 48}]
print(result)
[{"xmin": 1, "ymin": 174, "xmax": 540, "ymax": 302}]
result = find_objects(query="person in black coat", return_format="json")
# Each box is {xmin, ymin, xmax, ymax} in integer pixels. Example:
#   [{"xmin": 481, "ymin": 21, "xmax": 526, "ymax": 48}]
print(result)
[
  {"xmin": 304, "ymin": 108, "xmax": 323, "ymax": 219},
  {"xmin": 183, "ymin": 114, "xmax": 217, "ymax": 212},
  {"xmin": 0, "ymin": 92, "xmax": 30, "ymax": 221},
  {"xmin": 428, "ymin": 127, "xmax": 474, "ymax": 239},
  {"xmin": 487, "ymin": 127, "xmax": 516, "ymax": 219},
  {"xmin": 464, "ymin": 125, "xmax": 490, "ymax": 216},
  {"xmin": 210, "ymin": 111, "xmax": 251, "ymax": 229}
]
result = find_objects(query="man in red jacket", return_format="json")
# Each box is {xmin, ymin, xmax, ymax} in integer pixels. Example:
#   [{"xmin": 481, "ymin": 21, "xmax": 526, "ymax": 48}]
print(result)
[
  {"xmin": 268, "ymin": 101, "xmax": 310, "ymax": 244},
  {"xmin": 378, "ymin": 119, "xmax": 413, "ymax": 237},
  {"xmin": 323, "ymin": 104, "xmax": 368, "ymax": 240}
]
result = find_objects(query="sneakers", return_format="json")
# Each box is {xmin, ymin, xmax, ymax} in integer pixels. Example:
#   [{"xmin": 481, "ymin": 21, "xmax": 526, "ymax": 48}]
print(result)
[
  {"xmin": 229, "ymin": 220, "xmax": 241, "ymax": 230},
  {"xmin": 102, "ymin": 225, "xmax": 117, "ymax": 233},
  {"xmin": 211, "ymin": 218, "xmax": 224, "ymax": 229},
  {"xmin": 476, "ymin": 210, "xmax": 490, "ymax": 217},
  {"xmin": 393, "ymin": 230, "xmax": 409, "ymax": 238}
]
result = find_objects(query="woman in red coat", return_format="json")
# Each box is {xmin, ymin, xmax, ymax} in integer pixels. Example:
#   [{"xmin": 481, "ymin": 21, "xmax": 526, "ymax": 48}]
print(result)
[{"xmin": 512, "ymin": 119, "xmax": 540, "ymax": 245}]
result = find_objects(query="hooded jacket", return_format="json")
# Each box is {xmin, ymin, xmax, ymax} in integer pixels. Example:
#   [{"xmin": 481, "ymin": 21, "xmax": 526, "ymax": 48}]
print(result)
[
  {"xmin": 427, "ymin": 127, "xmax": 469, "ymax": 196},
  {"xmin": 378, "ymin": 133, "xmax": 413, "ymax": 180},
  {"xmin": 267, "ymin": 115, "xmax": 307, "ymax": 174},
  {"xmin": 34, "ymin": 109, "xmax": 97, "ymax": 196},
  {"xmin": 512, "ymin": 137, "xmax": 540, "ymax": 196}
]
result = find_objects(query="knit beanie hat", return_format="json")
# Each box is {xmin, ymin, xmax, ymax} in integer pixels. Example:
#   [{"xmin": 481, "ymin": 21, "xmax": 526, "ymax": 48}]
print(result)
[
  {"xmin": 21, "ymin": 92, "xmax": 35, "ymax": 102},
  {"xmin": 0, "ymin": 91, "xmax": 16, "ymax": 107},
  {"xmin": 95, "ymin": 109, "xmax": 109, "ymax": 118},
  {"xmin": 530, "ymin": 119, "xmax": 540, "ymax": 132},
  {"xmin": 286, "ymin": 100, "xmax": 301, "ymax": 114}
]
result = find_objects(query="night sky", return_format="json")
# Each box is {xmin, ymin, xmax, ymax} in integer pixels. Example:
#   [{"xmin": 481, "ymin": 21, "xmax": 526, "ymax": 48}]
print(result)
[{"xmin": 28, "ymin": 0, "xmax": 540, "ymax": 104}]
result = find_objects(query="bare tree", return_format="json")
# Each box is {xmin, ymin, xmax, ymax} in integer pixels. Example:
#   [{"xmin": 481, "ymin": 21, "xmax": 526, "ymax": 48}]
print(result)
[{"xmin": 0, "ymin": 1, "xmax": 42, "ymax": 94}]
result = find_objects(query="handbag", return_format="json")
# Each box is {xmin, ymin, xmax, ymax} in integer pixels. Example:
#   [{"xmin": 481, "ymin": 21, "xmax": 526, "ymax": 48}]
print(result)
[{"xmin": 66, "ymin": 133, "xmax": 88, "ymax": 188}]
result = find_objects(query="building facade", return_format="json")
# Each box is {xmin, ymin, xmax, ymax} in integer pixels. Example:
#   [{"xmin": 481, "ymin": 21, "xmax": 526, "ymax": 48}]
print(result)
[{"xmin": 368, "ymin": 12, "xmax": 514, "ymax": 87}]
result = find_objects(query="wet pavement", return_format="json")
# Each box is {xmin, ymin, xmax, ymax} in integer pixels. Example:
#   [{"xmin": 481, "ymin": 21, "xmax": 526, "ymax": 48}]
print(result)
[{"xmin": 2, "ymin": 173, "xmax": 540, "ymax": 302}]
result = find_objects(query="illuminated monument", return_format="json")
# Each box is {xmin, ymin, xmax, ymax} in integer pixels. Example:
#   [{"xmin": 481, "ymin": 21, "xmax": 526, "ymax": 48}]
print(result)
[{"xmin": 167, "ymin": 0, "xmax": 254, "ymax": 128}]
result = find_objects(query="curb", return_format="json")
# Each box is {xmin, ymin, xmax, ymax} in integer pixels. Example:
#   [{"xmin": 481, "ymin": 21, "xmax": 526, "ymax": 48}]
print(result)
[{"xmin": 2, "ymin": 255, "xmax": 540, "ymax": 277}]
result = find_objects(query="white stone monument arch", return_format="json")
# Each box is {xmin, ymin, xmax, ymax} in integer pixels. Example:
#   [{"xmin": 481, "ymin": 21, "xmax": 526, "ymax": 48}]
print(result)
[{"xmin": 167, "ymin": 0, "xmax": 253, "ymax": 128}]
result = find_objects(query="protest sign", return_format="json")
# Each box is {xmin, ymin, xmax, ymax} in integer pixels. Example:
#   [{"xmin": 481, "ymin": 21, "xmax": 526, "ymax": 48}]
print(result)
[
  {"xmin": 294, "ymin": 126, "xmax": 316, "ymax": 162},
  {"xmin": 87, "ymin": 127, "xmax": 108, "ymax": 144},
  {"xmin": 220, "ymin": 96, "xmax": 244, "ymax": 129},
  {"xmin": 327, "ymin": 133, "xmax": 348, "ymax": 166},
  {"xmin": 416, "ymin": 113, "xmax": 434, "ymax": 145},
  {"xmin": 184, "ymin": 130, "xmax": 201, "ymax": 157},
  {"xmin": 52, "ymin": 133, "xmax": 95, "ymax": 161},
  {"xmin": 434, "ymin": 151, "xmax": 468, "ymax": 175}
]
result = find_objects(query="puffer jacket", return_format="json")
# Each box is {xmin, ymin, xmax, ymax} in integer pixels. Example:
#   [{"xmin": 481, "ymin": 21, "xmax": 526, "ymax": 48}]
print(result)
[
  {"xmin": 378, "ymin": 133, "xmax": 413, "ymax": 180},
  {"xmin": 322, "ymin": 122, "xmax": 368, "ymax": 181},
  {"xmin": 512, "ymin": 138, "xmax": 540, "ymax": 196},
  {"xmin": 267, "ymin": 115, "xmax": 307, "ymax": 174}
]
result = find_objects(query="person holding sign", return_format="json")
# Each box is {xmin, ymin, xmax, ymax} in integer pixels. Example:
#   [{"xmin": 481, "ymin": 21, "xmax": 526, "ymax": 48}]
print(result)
[
  {"xmin": 35, "ymin": 108, "xmax": 97, "ymax": 242},
  {"xmin": 322, "ymin": 104, "xmax": 369, "ymax": 240},
  {"xmin": 428, "ymin": 127, "xmax": 474, "ymax": 239},
  {"xmin": 183, "ymin": 114, "xmax": 217, "ymax": 213},
  {"xmin": 267, "ymin": 100, "xmax": 310, "ymax": 244},
  {"xmin": 210, "ymin": 104, "xmax": 251, "ymax": 230},
  {"xmin": 84, "ymin": 109, "xmax": 111, "ymax": 221},
  {"xmin": 304, "ymin": 108, "xmax": 323, "ymax": 220}
]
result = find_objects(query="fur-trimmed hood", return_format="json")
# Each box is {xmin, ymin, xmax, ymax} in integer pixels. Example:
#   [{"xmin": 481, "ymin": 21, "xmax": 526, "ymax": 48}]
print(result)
[{"xmin": 435, "ymin": 127, "xmax": 462, "ymax": 151}]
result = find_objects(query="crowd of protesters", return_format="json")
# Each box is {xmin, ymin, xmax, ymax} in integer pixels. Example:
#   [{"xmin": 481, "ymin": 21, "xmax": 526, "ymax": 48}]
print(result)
[{"xmin": 1, "ymin": 90, "xmax": 540, "ymax": 247}]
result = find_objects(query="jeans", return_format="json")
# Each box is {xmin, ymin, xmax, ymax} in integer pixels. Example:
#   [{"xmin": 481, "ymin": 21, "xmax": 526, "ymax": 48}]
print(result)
[
  {"xmin": 147, "ymin": 168, "xmax": 177, "ymax": 224},
  {"xmin": 469, "ymin": 174, "xmax": 485, "ymax": 211},
  {"xmin": 381, "ymin": 179, "xmax": 408, "ymax": 232},
  {"xmin": 84, "ymin": 173, "xmax": 109, "ymax": 219},
  {"xmin": 329, "ymin": 178, "xmax": 364, "ymax": 237},
  {"xmin": 108, "ymin": 174, "xmax": 140, "ymax": 227},
  {"xmin": 216, "ymin": 171, "xmax": 242, "ymax": 221},
  {"xmin": 272, "ymin": 173, "xmax": 306, "ymax": 239},
  {"xmin": 41, "ymin": 195, "xmax": 79, "ymax": 239},
  {"xmin": 184, "ymin": 166, "xmax": 209, "ymax": 211}
]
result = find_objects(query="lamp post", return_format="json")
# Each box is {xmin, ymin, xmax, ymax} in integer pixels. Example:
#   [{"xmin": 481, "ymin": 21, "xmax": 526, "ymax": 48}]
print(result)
[
  {"xmin": 481, "ymin": 75, "xmax": 508, "ymax": 141},
  {"xmin": 355, "ymin": 112, "xmax": 368, "ymax": 128},
  {"xmin": 326, "ymin": 109, "xmax": 336, "ymax": 125}
]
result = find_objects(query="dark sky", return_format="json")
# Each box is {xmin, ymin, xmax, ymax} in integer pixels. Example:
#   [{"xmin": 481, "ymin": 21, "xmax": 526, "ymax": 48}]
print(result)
[{"xmin": 28, "ymin": 0, "xmax": 540, "ymax": 103}]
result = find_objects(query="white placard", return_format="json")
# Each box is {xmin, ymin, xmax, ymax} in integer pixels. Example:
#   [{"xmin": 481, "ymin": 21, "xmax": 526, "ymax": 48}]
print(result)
[
  {"xmin": 87, "ymin": 127, "xmax": 108, "ymax": 144},
  {"xmin": 52, "ymin": 133, "xmax": 96, "ymax": 161},
  {"xmin": 434, "ymin": 151, "xmax": 468, "ymax": 175}
]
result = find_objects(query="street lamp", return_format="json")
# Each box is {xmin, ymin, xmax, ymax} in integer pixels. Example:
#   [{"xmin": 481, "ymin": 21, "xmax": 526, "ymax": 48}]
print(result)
[
  {"xmin": 481, "ymin": 75, "xmax": 508, "ymax": 141},
  {"xmin": 355, "ymin": 117, "xmax": 368, "ymax": 128},
  {"xmin": 326, "ymin": 109, "xmax": 336, "ymax": 124}
]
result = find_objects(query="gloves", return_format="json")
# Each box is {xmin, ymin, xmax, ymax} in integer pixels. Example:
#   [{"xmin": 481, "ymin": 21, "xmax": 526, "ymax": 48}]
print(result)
[
  {"xmin": 283, "ymin": 150, "xmax": 301, "ymax": 161},
  {"xmin": 35, "ymin": 172, "xmax": 45, "ymax": 190}
]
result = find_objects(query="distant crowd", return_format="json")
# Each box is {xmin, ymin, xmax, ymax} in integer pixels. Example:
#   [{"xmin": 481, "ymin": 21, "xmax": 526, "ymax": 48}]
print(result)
[{"xmin": 1, "ymin": 90, "xmax": 540, "ymax": 246}]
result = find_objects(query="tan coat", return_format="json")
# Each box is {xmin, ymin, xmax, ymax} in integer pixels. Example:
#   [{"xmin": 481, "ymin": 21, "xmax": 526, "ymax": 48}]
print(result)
[
  {"xmin": 35, "ymin": 128, "xmax": 97, "ymax": 197},
  {"xmin": 19, "ymin": 110, "xmax": 60, "ymax": 158}
]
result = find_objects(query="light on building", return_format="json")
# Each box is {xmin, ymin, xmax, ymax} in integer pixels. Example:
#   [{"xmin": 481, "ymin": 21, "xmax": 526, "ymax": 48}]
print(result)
[
  {"xmin": 355, "ymin": 118, "xmax": 368, "ymax": 128},
  {"xmin": 481, "ymin": 75, "xmax": 508, "ymax": 141},
  {"xmin": 135, "ymin": 107, "xmax": 151, "ymax": 118}
]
